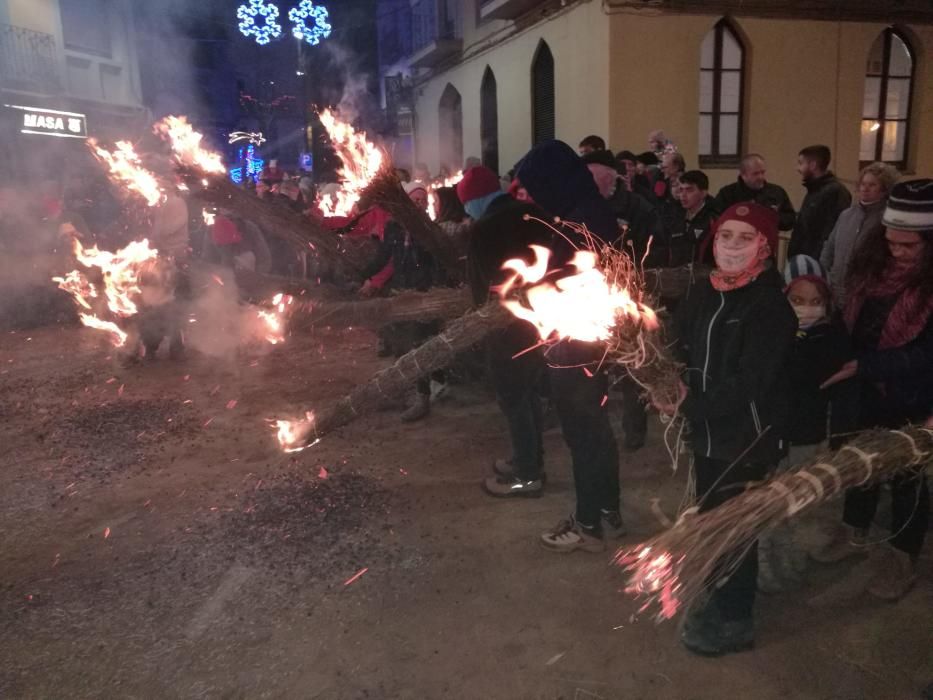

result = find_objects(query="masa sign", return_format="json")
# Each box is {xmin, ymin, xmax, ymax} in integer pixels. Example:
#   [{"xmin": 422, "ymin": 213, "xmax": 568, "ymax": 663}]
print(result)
[{"xmin": 6, "ymin": 104, "xmax": 88, "ymax": 139}]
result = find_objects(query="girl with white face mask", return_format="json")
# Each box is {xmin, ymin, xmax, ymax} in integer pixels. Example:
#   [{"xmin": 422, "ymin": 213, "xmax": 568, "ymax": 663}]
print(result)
[{"xmin": 657, "ymin": 202, "xmax": 798, "ymax": 656}]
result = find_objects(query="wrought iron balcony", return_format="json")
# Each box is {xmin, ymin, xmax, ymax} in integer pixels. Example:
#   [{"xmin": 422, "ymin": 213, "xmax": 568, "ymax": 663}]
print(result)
[
  {"xmin": 0, "ymin": 24, "xmax": 61, "ymax": 93},
  {"xmin": 410, "ymin": 0, "xmax": 462, "ymax": 68}
]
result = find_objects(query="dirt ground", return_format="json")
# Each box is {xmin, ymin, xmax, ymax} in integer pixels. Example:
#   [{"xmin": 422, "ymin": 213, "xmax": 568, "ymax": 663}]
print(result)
[{"xmin": 1, "ymin": 322, "xmax": 931, "ymax": 700}]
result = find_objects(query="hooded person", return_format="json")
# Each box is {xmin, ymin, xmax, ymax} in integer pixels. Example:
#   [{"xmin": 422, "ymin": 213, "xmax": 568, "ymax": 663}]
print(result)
[
  {"xmin": 658, "ymin": 201, "xmax": 797, "ymax": 656},
  {"xmin": 361, "ymin": 180, "xmax": 446, "ymax": 422},
  {"xmin": 502, "ymin": 141, "xmax": 624, "ymax": 551},
  {"xmin": 458, "ymin": 166, "xmax": 553, "ymax": 497}
]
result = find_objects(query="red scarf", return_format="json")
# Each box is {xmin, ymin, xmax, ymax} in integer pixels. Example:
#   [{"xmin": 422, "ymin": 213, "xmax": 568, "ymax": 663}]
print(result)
[
  {"xmin": 709, "ymin": 235, "xmax": 770, "ymax": 292},
  {"xmin": 844, "ymin": 260, "xmax": 933, "ymax": 349}
]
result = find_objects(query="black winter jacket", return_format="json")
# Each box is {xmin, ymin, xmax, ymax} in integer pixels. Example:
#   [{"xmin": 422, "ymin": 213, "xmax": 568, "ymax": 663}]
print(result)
[
  {"xmin": 785, "ymin": 320, "xmax": 858, "ymax": 446},
  {"xmin": 672, "ymin": 267, "xmax": 797, "ymax": 465},
  {"xmin": 362, "ymin": 221, "xmax": 441, "ymax": 292},
  {"xmin": 788, "ymin": 172, "xmax": 852, "ymax": 258},
  {"xmin": 608, "ymin": 187, "xmax": 662, "ymax": 263},
  {"xmin": 713, "ymin": 177, "xmax": 796, "ymax": 231},
  {"xmin": 654, "ymin": 196, "xmax": 719, "ymax": 269}
]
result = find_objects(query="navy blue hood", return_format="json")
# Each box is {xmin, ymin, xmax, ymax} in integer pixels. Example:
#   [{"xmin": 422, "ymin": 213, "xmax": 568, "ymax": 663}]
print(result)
[{"xmin": 515, "ymin": 140, "xmax": 617, "ymax": 245}]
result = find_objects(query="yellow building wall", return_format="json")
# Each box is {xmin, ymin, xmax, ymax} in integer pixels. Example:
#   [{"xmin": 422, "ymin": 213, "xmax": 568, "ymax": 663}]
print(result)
[
  {"xmin": 608, "ymin": 12, "xmax": 933, "ymax": 207},
  {"xmin": 413, "ymin": 1, "xmax": 610, "ymax": 175}
]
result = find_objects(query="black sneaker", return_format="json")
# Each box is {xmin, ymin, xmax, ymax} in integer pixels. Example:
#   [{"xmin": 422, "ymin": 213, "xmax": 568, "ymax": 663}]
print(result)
[
  {"xmin": 601, "ymin": 509, "xmax": 627, "ymax": 539},
  {"xmin": 482, "ymin": 475, "xmax": 543, "ymax": 498},
  {"xmin": 492, "ymin": 458, "xmax": 547, "ymax": 484},
  {"xmin": 681, "ymin": 617, "xmax": 754, "ymax": 657}
]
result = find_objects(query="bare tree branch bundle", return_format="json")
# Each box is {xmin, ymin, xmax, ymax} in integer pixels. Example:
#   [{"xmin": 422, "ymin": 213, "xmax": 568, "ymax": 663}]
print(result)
[
  {"xmin": 360, "ymin": 169, "xmax": 466, "ymax": 282},
  {"xmin": 617, "ymin": 426, "xmax": 933, "ymax": 622},
  {"xmin": 289, "ymin": 287, "xmax": 471, "ymax": 331},
  {"xmin": 176, "ymin": 169, "xmax": 369, "ymax": 279},
  {"xmin": 308, "ymin": 303, "xmax": 512, "ymax": 438}
]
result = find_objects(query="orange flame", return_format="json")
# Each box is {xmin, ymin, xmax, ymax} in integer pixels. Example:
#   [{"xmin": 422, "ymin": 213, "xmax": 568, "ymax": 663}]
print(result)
[
  {"xmin": 317, "ymin": 109, "xmax": 383, "ymax": 217},
  {"xmin": 90, "ymin": 139, "xmax": 165, "ymax": 207},
  {"xmin": 273, "ymin": 411, "xmax": 315, "ymax": 453},
  {"xmin": 53, "ymin": 238, "xmax": 160, "ymax": 347},
  {"xmin": 499, "ymin": 246, "xmax": 659, "ymax": 343},
  {"xmin": 427, "ymin": 190, "xmax": 438, "ymax": 221},
  {"xmin": 257, "ymin": 292, "xmax": 294, "ymax": 345},
  {"xmin": 154, "ymin": 115, "xmax": 226, "ymax": 174},
  {"xmin": 615, "ymin": 546, "xmax": 682, "ymax": 620}
]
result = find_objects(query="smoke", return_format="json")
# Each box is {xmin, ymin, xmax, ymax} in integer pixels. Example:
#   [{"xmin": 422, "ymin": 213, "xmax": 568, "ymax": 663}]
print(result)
[{"xmin": 319, "ymin": 41, "xmax": 377, "ymax": 126}]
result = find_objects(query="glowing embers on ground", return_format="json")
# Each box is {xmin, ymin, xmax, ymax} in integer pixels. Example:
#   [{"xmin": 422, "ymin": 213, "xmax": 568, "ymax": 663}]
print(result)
[
  {"xmin": 316, "ymin": 109, "xmax": 383, "ymax": 217},
  {"xmin": 154, "ymin": 115, "xmax": 226, "ymax": 175},
  {"xmin": 89, "ymin": 139, "xmax": 165, "ymax": 207},
  {"xmin": 498, "ymin": 245, "xmax": 659, "ymax": 344},
  {"xmin": 271, "ymin": 411, "xmax": 318, "ymax": 453},
  {"xmin": 53, "ymin": 238, "xmax": 159, "ymax": 347},
  {"xmin": 257, "ymin": 293, "xmax": 294, "ymax": 345}
]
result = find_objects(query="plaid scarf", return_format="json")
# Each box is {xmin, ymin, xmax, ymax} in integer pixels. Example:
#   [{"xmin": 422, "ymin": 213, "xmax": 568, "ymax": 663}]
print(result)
[{"xmin": 844, "ymin": 260, "xmax": 933, "ymax": 349}]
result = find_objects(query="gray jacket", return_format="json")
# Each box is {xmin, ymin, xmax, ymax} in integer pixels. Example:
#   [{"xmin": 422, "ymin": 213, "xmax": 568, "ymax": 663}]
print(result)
[{"xmin": 819, "ymin": 199, "xmax": 886, "ymax": 307}]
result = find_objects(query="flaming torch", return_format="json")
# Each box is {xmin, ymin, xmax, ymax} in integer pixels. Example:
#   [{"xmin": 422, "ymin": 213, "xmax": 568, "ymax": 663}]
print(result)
[
  {"xmin": 154, "ymin": 115, "xmax": 226, "ymax": 175},
  {"xmin": 317, "ymin": 108, "xmax": 384, "ymax": 218},
  {"xmin": 53, "ymin": 238, "xmax": 160, "ymax": 347},
  {"xmin": 89, "ymin": 139, "xmax": 165, "ymax": 207}
]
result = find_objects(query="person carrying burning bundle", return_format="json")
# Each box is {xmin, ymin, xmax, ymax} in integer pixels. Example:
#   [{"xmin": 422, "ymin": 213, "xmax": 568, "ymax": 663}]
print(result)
[
  {"xmin": 655, "ymin": 202, "xmax": 797, "ymax": 656},
  {"xmin": 512, "ymin": 140, "xmax": 626, "ymax": 551},
  {"xmin": 457, "ymin": 165, "xmax": 552, "ymax": 497},
  {"xmin": 360, "ymin": 181, "xmax": 449, "ymax": 422}
]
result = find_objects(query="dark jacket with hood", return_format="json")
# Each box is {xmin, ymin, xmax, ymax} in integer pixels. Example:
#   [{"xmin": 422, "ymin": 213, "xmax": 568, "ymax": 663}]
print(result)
[
  {"xmin": 608, "ymin": 187, "xmax": 663, "ymax": 263},
  {"xmin": 714, "ymin": 177, "xmax": 796, "ymax": 231},
  {"xmin": 672, "ymin": 267, "xmax": 797, "ymax": 465},
  {"xmin": 516, "ymin": 140, "xmax": 618, "ymax": 264},
  {"xmin": 654, "ymin": 195, "xmax": 719, "ymax": 269},
  {"xmin": 789, "ymin": 172, "xmax": 852, "ymax": 258}
]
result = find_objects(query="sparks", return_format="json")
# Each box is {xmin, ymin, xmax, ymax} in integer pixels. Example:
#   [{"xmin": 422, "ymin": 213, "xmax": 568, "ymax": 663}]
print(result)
[{"xmin": 343, "ymin": 567, "xmax": 368, "ymax": 586}]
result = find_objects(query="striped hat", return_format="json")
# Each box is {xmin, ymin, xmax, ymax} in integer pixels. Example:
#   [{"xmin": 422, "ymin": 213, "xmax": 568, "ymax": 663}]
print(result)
[
  {"xmin": 783, "ymin": 254, "xmax": 830, "ymax": 299},
  {"xmin": 882, "ymin": 178, "xmax": 933, "ymax": 231}
]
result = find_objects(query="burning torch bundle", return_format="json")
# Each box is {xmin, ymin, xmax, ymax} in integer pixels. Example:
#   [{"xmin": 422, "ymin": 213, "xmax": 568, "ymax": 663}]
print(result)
[{"xmin": 617, "ymin": 427, "xmax": 933, "ymax": 622}]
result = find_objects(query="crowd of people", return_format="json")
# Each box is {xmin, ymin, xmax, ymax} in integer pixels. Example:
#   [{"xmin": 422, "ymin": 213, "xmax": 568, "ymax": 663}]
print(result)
[
  {"xmin": 17, "ymin": 127, "xmax": 930, "ymax": 662},
  {"xmin": 333, "ymin": 131, "xmax": 931, "ymax": 659}
]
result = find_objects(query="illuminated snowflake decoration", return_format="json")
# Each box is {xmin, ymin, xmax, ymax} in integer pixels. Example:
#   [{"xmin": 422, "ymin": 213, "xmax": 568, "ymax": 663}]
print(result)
[
  {"xmin": 289, "ymin": 0, "xmax": 332, "ymax": 46},
  {"xmin": 237, "ymin": 0, "xmax": 282, "ymax": 46}
]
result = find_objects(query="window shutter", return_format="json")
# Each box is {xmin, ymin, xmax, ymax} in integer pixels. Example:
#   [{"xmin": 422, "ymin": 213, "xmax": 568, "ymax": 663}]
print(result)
[{"xmin": 532, "ymin": 42, "xmax": 555, "ymax": 145}]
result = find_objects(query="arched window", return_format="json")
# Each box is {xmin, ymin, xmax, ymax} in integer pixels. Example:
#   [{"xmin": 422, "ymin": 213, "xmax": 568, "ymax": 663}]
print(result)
[
  {"xmin": 438, "ymin": 83, "xmax": 463, "ymax": 173},
  {"xmin": 480, "ymin": 66, "xmax": 499, "ymax": 174},
  {"xmin": 699, "ymin": 20, "xmax": 745, "ymax": 166},
  {"xmin": 860, "ymin": 29, "xmax": 914, "ymax": 168},
  {"xmin": 531, "ymin": 40, "xmax": 554, "ymax": 145}
]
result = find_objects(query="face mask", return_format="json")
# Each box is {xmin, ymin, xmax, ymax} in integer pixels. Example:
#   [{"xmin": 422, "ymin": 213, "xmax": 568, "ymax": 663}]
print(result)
[
  {"xmin": 792, "ymin": 304, "xmax": 826, "ymax": 328},
  {"xmin": 714, "ymin": 237, "xmax": 759, "ymax": 274}
]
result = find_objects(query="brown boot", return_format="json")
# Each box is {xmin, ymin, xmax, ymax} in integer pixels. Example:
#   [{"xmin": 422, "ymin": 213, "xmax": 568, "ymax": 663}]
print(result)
[
  {"xmin": 811, "ymin": 525, "xmax": 869, "ymax": 563},
  {"xmin": 867, "ymin": 545, "xmax": 917, "ymax": 601}
]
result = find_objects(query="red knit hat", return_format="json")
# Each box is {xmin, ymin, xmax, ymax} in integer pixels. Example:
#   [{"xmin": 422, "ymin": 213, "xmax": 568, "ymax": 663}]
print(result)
[
  {"xmin": 715, "ymin": 202, "xmax": 779, "ymax": 253},
  {"xmin": 456, "ymin": 165, "xmax": 500, "ymax": 204}
]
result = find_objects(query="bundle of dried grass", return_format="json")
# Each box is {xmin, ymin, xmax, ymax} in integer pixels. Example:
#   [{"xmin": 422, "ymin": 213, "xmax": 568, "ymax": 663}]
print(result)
[
  {"xmin": 175, "ymin": 168, "xmax": 369, "ymax": 279},
  {"xmin": 359, "ymin": 168, "xmax": 465, "ymax": 282},
  {"xmin": 287, "ymin": 287, "xmax": 471, "ymax": 332},
  {"xmin": 616, "ymin": 426, "xmax": 933, "ymax": 621},
  {"xmin": 283, "ymin": 303, "xmax": 511, "ymax": 446}
]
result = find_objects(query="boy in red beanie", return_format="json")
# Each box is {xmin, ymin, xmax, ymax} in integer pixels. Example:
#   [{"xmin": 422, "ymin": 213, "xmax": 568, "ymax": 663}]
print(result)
[{"xmin": 657, "ymin": 201, "xmax": 797, "ymax": 656}]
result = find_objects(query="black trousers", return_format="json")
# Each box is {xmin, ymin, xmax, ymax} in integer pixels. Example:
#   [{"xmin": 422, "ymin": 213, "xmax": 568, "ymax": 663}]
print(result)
[
  {"xmin": 549, "ymin": 342, "xmax": 620, "ymax": 529},
  {"xmin": 843, "ymin": 469, "xmax": 929, "ymax": 557},
  {"xmin": 487, "ymin": 326, "xmax": 544, "ymax": 480},
  {"xmin": 694, "ymin": 456, "xmax": 767, "ymax": 621},
  {"xmin": 620, "ymin": 375, "xmax": 648, "ymax": 443}
]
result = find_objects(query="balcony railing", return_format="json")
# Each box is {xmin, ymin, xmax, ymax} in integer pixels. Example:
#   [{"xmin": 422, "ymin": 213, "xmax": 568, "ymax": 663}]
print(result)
[
  {"xmin": 411, "ymin": 0, "xmax": 461, "ymax": 54},
  {"xmin": 0, "ymin": 24, "xmax": 61, "ymax": 93}
]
